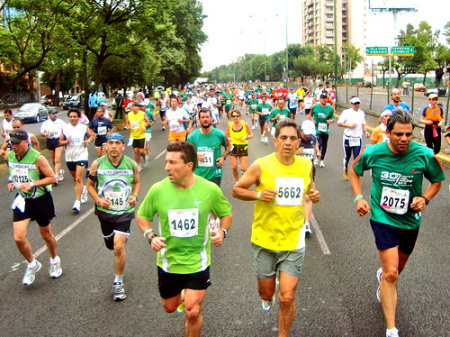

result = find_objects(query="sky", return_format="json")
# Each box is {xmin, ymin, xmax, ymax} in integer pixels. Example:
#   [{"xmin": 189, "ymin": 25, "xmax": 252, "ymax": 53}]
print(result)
[{"xmin": 198, "ymin": 0, "xmax": 449, "ymax": 72}]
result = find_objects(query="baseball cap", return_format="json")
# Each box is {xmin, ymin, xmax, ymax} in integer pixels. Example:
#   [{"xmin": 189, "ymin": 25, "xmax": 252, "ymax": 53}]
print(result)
[
  {"xmin": 428, "ymin": 93, "xmax": 438, "ymax": 99},
  {"xmin": 100, "ymin": 102, "xmax": 108, "ymax": 107},
  {"xmin": 10, "ymin": 129, "xmax": 28, "ymax": 143},
  {"xmin": 106, "ymin": 132, "xmax": 125, "ymax": 143},
  {"xmin": 350, "ymin": 96, "xmax": 361, "ymax": 104},
  {"xmin": 138, "ymin": 101, "xmax": 147, "ymax": 106},
  {"xmin": 320, "ymin": 92, "xmax": 328, "ymax": 99},
  {"xmin": 380, "ymin": 110, "xmax": 392, "ymax": 119},
  {"xmin": 301, "ymin": 120, "xmax": 316, "ymax": 136}
]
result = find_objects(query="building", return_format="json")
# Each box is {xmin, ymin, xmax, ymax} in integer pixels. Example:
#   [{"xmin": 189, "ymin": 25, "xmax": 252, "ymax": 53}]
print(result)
[{"xmin": 302, "ymin": 0, "xmax": 366, "ymax": 78}]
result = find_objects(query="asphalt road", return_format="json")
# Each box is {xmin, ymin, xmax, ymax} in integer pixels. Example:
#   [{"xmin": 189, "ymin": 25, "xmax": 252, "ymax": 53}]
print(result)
[{"xmin": 0, "ymin": 104, "xmax": 449, "ymax": 337}]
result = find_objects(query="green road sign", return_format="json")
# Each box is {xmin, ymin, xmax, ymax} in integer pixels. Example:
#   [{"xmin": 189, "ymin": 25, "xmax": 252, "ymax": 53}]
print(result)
[
  {"xmin": 366, "ymin": 47, "xmax": 388, "ymax": 56},
  {"xmin": 392, "ymin": 46, "xmax": 414, "ymax": 56},
  {"xmin": 226, "ymin": 73, "xmax": 235, "ymax": 77}
]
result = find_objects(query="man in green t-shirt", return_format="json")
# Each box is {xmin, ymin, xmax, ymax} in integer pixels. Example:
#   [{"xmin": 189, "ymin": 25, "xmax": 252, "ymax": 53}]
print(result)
[
  {"xmin": 137, "ymin": 142, "xmax": 232, "ymax": 337},
  {"xmin": 246, "ymin": 94, "xmax": 259, "ymax": 130},
  {"xmin": 87, "ymin": 133, "xmax": 140, "ymax": 301},
  {"xmin": 350, "ymin": 109, "xmax": 445, "ymax": 337},
  {"xmin": 256, "ymin": 96, "xmax": 272, "ymax": 144},
  {"xmin": 310, "ymin": 93, "xmax": 334, "ymax": 167},
  {"xmin": 140, "ymin": 102, "xmax": 155, "ymax": 165},
  {"xmin": 269, "ymin": 98, "xmax": 291, "ymax": 136}
]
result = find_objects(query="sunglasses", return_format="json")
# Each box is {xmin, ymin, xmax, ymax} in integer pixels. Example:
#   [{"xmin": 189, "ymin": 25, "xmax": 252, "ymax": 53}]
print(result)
[
  {"xmin": 232, "ymin": 115, "xmax": 240, "ymax": 117},
  {"xmin": 429, "ymin": 98, "xmax": 437, "ymax": 101}
]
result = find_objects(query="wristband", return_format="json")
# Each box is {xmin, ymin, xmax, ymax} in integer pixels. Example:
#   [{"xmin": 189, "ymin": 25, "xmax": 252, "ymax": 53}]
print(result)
[
  {"xmin": 257, "ymin": 192, "xmax": 261, "ymax": 200},
  {"xmin": 222, "ymin": 155, "xmax": 226, "ymax": 160},
  {"xmin": 131, "ymin": 194, "xmax": 138, "ymax": 201},
  {"xmin": 421, "ymin": 196, "xmax": 429, "ymax": 205},
  {"xmin": 354, "ymin": 194, "xmax": 363, "ymax": 202},
  {"xmin": 143, "ymin": 228, "xmax": 153, "ymax": 238},
  {"xmin": 29, "ymin": 181, "xmax": 34, "ymax": 188}
]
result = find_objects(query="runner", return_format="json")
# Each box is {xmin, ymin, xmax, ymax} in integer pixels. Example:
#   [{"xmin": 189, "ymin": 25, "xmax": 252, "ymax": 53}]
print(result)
[
  {"xmin": 142, "ymin": 101, "xmax": 156, "ymax": 165},
  {"xmin": 40, "ymin": 108, "xmax": 66, "ymax": 183},
  {"xmin": 89, "ymin": 107, "xmax": 114, "ymax": 158},
  {"xmin": 136, "ymin": 142, "xmax": 232, "ymax": 337},
  {"xmin": 287, "ymin": 88, "xmax": 298, "ymax": 120},
  {"xmin": 126, "ymin": 102, "xmax": 151, "ymax": 170},
  {"xmin": 269, "ymin": 98, "xmax": 291, "ymax": 138},
  {"xmin": 303, "ymin": 90, "xmax": 315, "ymax": 116},
  {"xmin": 7, "ymin": 129, "xmax": 62, "ymax": 285},
  {"xmin": 296, "ymin": 85, "xmax": 305, "ymax": 114},
  {"xmin": 59, "ymin": 108, "xmax": 93, "ymax": 213},
  {"xmin": 295, "ymin": 120, "xmax": 321, "ymax": 235},
  {"xmin": 1, "ymin": 119, "xmax": 40, "ymax": 157},
  {"xmin": 350, "ymin": 109, "xmax": 445, "ymax": 337},
  {"xmin": 370, "ymin": 110, "xmax": 392, "ymax": 145},
  {"xmin": 337, "ymin": 96, "xmax": 370, "ymax": 180},
  {"xmin": 383, "ymin": 88, "xmax": 411, "ymax": 113},
  {"xmin": 224, "ymin": 109, "xmax": 253, "ymax": 182},
  {"xmin": 86, "ymin": 133, "xmax": 140, "ymax": 301},
  {"xmin": 166, "ymin": 95, "xmax": 193, "ymax": 143},
  {"xmin": 247, "ymin": 94, "xmax": 259, "ymax": 130},
  {"xmin": 232, "ymin": 119, "xmax": 320, "ymax": 337},
  {"xmin": 2, "ymin": 109, "xmax": 14, "ymax": 139},
  {"xmin": 311, "ymin": 92, "xmax": 334, "ymax": 167},
  {"xmin": 256, "ymin": 95, "xmax": 272, "ymax": 144},
  {"xmin": 419, "ymin": 93, "xmax": 444, "ymax": 154}
]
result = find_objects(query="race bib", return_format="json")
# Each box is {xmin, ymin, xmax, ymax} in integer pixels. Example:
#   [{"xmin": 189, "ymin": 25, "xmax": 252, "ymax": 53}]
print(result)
[
  {"xmin": 279, "ymin": 114, "xmax": 287, "ymax": 121},
  {"xmin": 226, "ymin": 100, "xmax": 231, "ymax": 105},
  {"xmin": 251, "ymin": 104, "xmax": 257, "ymax": 110},
  {"xmin": 168, "ymin": 208, "xmax": 199, "ymax": 238},
  {"xmin": 98, "ymin": 126, "xmax": 107, "ymax": 136},
  {"xmin": 318, "ymin": 123, "xmax": 328, "ymax": 132},
  {"xmin": 104, "ymin": 191, "xmax": 127, "ymax": 211},
  {"xmin": 348, "ymin": 137, "xmax": 360, "ymax": 147},
  {"xmin": 70, "ymin": 137, "xmax": 83, "ymax": 146},
  {"xmin": 198, "ymin": 151, "xmax": 214, "ymax": 167},
  {"xmin": 300, "ymin": 148, "xmax": 315, "ymax": 160},
  {"xmin": 169, "ymin": 120, "xmax": 180, "ymax": 130},
  {"xmin": 262, "ymin": 108, "xmax": 270, "ymax": 116},
  {"xmin": 275, "ymin": 177, "xmax": 304, "ymax": 206},
  {"xmin": 12, "ymin": 167, "xmax": 30, "ymax": 188},
  {"xmin": 130, "ymin": 120, "xmax": 140, "ymax": 129},
  {"xmin": 380, "ymin": 187, "xmax": 409, "ymax": 215}
]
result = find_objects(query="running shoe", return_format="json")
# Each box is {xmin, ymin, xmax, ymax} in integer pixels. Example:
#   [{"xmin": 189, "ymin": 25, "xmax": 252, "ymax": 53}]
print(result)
[
  {"xmin": 386, "ymin": 328, "xmax": 399, "ymax": 337},
  {"xmin": 304, "ymin": 222, "xmax": 312, "ymax": 235},
  {"xmin": 113, "ymin": 282, "xmax": 126, "ymax": 301},
  {"xmin": 314, "ymin": 158, "xmax": 319, "ymax": 166},
  {"xmin": 144, "ymin": 155, "xmax": 149, "ymax": 166},
  {"xmin": 49, "ymin": 258, "xmax": 62, "ymax": 279},
  {"xmin": 138, "ymin": 164, "xmax": 143, "ymax": 172},
  {"xmin": 176, "ymin": 302, "xmax": 186, "ymax": 313},
  {"xmin": 344, "ymin": 169, "xmax": 349, "ymax": 180},
  {"xmin": 377, "ymin": 267, "xmax": 382, "ymax": 303},
  {"xmin": 261, "ymin": 135, "xmax": 264, "ymax": 142},
  {"xmin": 81, "ymin": 186, "xmax": 88, "ymax": 204},
  {"xmin": 251, "ymin": 125, "xmax": 255, "ymax": 130},
  {"xmin": 23, "ymin": 260, "xmax": 42, "ymax": 285},
  {"xmin": 58, "ymin": 169, "xmax": 65, "ymax": 181},
  {"xmin": 72, "ymin": 200, "xmax": 81, "ymax": 213},
  {"xmin": 261, "ymin": 299, "xmax": 273, "ymax": 311},
  {"xmin": 264, "ymin": 137, "xmax": 268, "ymax": 144},
  {"xmin": 320, "ymin": 160, "xmax": 325, "ymax": 167},
  {"xmin": 162, "ymin": 127, "xmax": 165, "ymax": 131}
]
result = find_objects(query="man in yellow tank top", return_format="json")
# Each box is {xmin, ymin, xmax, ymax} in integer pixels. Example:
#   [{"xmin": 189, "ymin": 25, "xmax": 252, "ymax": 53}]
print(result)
[{"xmin": 232, "ymin": 119, "xmax": 320, "ymax": 337}]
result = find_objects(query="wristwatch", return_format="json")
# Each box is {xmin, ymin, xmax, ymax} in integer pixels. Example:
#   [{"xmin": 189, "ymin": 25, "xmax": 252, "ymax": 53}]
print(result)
[
  {"xmin": 220, "ymin": 228, "xmax": 227, "ymax": 238},
  {"xmin": 148, "ymin": 233, "xmax": 158, "ymax": 245}
]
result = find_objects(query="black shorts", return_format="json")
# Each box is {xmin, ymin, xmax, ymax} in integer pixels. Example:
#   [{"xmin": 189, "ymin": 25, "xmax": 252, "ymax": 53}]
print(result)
[
  {"xmin": 159, "ymin": 110, "xmax": 166, "ymax": 119},
  {"xmin": 210, "ymin": 176, "xmax": 221, "ymax": 187},
  {"xmin": 225, "ymin": 106, "xmax": 232, "ymax": 113},
  {"xmin": 132, "ymin": 138, "xmax": 145, "ymax": 149},
  {"xmin": 370, "ymin": 219, "xmax": 420, "ymax": 255},
  {"xmin": 46, "ymin": 138, "xmax": 62, "ymax": 151},
  {"xmin": 230, "ymin": 144, "xmax": 248, "ymax": 157},
  {"xmin": 158, "ymin": 266, "xmax": 211, "ymax": 299},
  {"xmin": 94, "ymin": 137, "xmax": 107, "ymax": 148},
  {"xmin": 289, "ymin": 107, "xmax": 297, "ymax": 115},
  {"xmin": 305, "ymin": 109, "xmax": 312, "ymax": 115},
  {"xmin": 13, "ymin": 192, "xmax": 55, "ymax": 227},
  {"xmin": 67, "ymin": 160, "xmax": 89, "ymax": 172},
  {"xmin": 259, "ymin": 118, "xmax": 270, "ymax": 128}
]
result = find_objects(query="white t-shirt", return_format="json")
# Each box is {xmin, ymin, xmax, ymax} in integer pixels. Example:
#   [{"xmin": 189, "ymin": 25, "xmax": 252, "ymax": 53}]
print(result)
[
  {"xmin": 337, "ymin": 108, "xmax": 367, "ymax": 138},
  {"xmin": 315, "ymin": 88, "xmax": 323, "ymax": 100},
  {"xmin": 40, "ymin": 118, "xmax": 66, "ymax": 139},
  {"xmin": 165, "ymin": 108, "xmax": 190, "ymax": 133},
  {"xmin": 63, "ymin": 123, "xmax": 89, "ymax": 162},
  {"xmin": 304, "ymin": 96, "xmax": 314, "ymax": 109},
  {"xmin": 206, "ymin": 96, "xmax": 218, "ymax": 113},
  {"xmin": 2, "ymin": 119, "xmax": 13, "ymax": 139}
]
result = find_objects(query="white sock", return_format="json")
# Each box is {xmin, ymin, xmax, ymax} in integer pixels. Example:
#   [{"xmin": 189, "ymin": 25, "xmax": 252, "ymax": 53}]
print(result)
[
  {"xmin": 74, "ymin": 200, "xmax": 81, "ymax": 207},
  {"xmin": 28, "ymin": 259, "xmax": 37, "ymax": 268},
  {"xmin": 50, "ymin": 256, "xmax": 60, "ymax": 264},
  {"xmin": 114, "ymin": 274, "xmax": 123, "ymax": 284},
  {"xmin": 386, "ymin": 328, "xmax": 398, "ymax": 336}
]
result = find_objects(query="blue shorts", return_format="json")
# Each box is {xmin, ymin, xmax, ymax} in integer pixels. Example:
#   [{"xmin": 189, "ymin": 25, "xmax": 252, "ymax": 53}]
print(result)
[
  {"xmin": 370, "ymin": 219, "xmax": 420, "ymax": 255},
  {"xmin": 259, "ymin": 117, "xmax": 270, "ymax": 128}
]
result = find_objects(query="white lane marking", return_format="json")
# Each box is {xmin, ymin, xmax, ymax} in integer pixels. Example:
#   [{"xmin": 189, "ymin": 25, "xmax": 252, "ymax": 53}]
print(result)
[
  {"xmin": 310, "ymin": 213, "xmax": 331, "ymax": 255},
  {"xmin": 154, "ymin": 149, "xmax": 167, "ymax": 160},
  {"xmin": 10, "ymin": 208, "xmax": 95, "ymax": 271}
]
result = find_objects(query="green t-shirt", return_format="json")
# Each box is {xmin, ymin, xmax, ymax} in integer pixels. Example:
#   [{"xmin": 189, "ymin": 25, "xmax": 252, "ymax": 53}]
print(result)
[
  {"xmin": 138, "ymin": 176, "xmax": 232, "ymax": 273},
  {"xmin": 269, "ymin": 108, "xmax": 291, "ymax": 127},
  {"xmin": 225, "ymin": 93, "xmax": 234, "ymax": 108},
  {"xmin": 352, "ymin": 141, "xmax": 446, "ymax": 229},
  {"xmin": 257, "ymin": 103, "xmax": 272, "ymax": 118},
  {"xmin": 181, "ymin": 93, "xmax": 189, "ymax": 103},
  {"xmin": 247, "ymin": 99, "xmax": 259, "ymax": 113},
  {"xmin": 145, "ymin": 106, "xmax": 155, "ymax": 133},
  {"xmin": 311, "ymin": 103, "xmax": 334, "ymax": 134},
  {"xmin": 187, "ymin": 128, "xmax": 227, "ymax": 181}
]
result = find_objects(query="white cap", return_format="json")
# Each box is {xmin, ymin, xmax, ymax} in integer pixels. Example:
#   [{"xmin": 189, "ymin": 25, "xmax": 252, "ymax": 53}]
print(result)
[
  {"xmin": 301, "ymin": 120, "xmax": 316, "ymax": 136},
  {"xmin": 380, "ymin": 110, "xmax": 392, "ymax": 119},
  {"xmin": 349, "ymin": 96, "xmax": 361, "ymax": 104}
]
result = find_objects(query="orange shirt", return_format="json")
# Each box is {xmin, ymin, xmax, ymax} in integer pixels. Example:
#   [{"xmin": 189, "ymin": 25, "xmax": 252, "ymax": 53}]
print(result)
[
  {"xmin": 422, "ymin": 106, "xmax": 443, "ymax": 122},
  {"xmin": 371, "ymin": 125, "xmax": 388, "ymax": 144}
]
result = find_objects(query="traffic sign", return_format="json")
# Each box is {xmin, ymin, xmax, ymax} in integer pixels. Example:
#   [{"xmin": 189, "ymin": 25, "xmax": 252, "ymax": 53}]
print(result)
[
  {"xmin": 366, "ymin": 47, "xmax": 388, "ymax": 56},
  {"xmin": 391, "ymin": 46, "xmax": 414, "ymax": 56},
  {"xmin": 226, "ymin": 73, "xmax": 235, "ymax": 77}
]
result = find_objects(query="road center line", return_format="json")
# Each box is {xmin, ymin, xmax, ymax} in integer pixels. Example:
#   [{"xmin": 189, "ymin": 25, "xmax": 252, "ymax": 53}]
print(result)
[
  {"xmin": 154, "ymin": 149, "xmax": 167, "ymax": 160},
  {"xmin": 310, "ymin": 213, "xmax": 331, "ymax": 255},
  {"xmin": 10, "ymin": 208, "xmax": 95, "ymax": 271}
]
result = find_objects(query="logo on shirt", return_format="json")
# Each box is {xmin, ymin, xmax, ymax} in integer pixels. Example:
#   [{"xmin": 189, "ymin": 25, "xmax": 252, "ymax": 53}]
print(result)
[
  {"xmin": 194, "ymin": 201, "xmax": 202, "ymax": 205},
  {"xmin": 380, "ymin": 171, "xmax": 413, "ymax": 187}
]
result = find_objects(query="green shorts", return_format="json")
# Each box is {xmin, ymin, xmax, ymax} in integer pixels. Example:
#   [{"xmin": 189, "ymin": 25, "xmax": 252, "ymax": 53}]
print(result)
[{"xmin": 251, "ymin": 243, "xmax": 305, "ymax": 279}]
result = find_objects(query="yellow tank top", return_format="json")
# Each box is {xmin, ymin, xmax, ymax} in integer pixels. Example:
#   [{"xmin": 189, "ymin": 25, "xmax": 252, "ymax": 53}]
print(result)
[
  {"xmin": 128, "ymin": 111, "xmax": 145, "ymax": 139},
  {"xmin": 229, "ymin": 121, "xmax": 248, "ymax": 145},
  {"xmin": 252, "ymin": 153, "xmax": 312, "ymax": 251}
]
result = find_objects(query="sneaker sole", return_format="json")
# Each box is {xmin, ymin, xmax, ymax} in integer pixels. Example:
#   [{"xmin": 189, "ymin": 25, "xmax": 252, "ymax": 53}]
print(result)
[
  {"xmin": 114, "ymin": 295, "xmax": 127, "ymax": 301},
  {"xmin": 23, "ymin": 262, "xmax": 42, "ymax": 285}
]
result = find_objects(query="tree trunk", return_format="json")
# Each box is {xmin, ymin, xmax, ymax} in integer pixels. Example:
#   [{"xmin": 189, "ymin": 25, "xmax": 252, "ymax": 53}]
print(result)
[
  {"xmin": 434, "ymin": 68, "xmax": 443, "ymax": 88},
  {"xmin": 54, "ymin": 69, "xmax": 61, "ymax": 107},
  {"xmin": 82, "ymin": 51, "xmax": 90, "ymax": 113}
]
